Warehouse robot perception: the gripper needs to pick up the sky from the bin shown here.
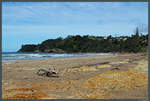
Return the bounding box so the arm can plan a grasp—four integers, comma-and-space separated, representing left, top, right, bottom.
2, 2, 148, 52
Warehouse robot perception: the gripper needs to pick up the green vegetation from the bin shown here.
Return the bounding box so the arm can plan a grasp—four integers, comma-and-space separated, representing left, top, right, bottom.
18, 28, 148, 53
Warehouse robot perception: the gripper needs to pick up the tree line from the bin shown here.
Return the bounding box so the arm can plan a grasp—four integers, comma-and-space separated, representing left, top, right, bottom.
18, 28, 148, 53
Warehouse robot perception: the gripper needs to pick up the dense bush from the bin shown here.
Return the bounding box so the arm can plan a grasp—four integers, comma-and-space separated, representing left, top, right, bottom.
18, 44, 37, 52
18, 30, 148, 53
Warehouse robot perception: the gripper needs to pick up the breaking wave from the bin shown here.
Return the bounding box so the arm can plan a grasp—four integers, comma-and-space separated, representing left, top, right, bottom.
2, 52, 117, 62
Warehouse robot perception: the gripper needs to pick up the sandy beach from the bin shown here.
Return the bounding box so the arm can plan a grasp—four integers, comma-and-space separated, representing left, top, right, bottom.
2, 53, 148, 99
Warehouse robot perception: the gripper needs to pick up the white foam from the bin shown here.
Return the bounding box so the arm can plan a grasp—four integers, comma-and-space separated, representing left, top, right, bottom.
2, 52, 117, 62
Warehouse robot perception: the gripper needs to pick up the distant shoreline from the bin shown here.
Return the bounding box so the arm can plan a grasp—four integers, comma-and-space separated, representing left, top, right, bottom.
2, 52, 117, 62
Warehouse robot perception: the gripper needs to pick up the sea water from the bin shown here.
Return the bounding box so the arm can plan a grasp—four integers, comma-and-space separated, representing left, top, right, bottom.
2, 52, 116, 62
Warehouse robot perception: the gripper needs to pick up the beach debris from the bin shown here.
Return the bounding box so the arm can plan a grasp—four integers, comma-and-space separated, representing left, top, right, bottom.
37, 66, 59, 77
111, 67, 120, 71
87, 62, 110, 67
63, 62, 111, 73
71, 62, 110, 69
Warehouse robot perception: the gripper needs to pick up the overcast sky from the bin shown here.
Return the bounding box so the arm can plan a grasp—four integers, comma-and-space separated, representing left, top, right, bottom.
2, 2, 148, 52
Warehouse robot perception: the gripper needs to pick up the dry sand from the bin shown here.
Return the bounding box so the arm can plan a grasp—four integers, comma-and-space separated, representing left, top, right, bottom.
2, 53, 148, 99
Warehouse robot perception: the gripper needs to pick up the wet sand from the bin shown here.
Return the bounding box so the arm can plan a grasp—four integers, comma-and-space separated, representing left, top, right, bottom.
2, 53, 148, 99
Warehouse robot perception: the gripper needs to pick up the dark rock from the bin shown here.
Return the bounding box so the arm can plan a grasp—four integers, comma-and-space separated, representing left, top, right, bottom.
111, 67, 120, 70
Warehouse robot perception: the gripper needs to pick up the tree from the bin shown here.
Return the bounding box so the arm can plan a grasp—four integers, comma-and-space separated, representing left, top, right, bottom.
18, 34, 148, 53
135, 27, 139, 37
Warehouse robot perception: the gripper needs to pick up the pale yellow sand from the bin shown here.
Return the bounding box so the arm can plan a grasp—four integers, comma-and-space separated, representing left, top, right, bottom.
2, 53, 148, 99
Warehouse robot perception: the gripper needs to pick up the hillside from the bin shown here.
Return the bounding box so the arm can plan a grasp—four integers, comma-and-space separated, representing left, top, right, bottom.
18, 33, 148, 53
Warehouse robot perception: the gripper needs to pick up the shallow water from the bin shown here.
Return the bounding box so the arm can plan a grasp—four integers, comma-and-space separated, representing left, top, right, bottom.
2, 52, 117, 62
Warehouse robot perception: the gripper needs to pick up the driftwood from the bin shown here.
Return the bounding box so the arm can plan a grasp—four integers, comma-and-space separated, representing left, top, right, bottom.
72, 62, 110, 69
111, 67, 120, 70
37, 66, 59, 77
87, 62, 110, 67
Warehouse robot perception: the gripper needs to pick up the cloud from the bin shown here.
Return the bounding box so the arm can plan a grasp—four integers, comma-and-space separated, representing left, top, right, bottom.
2, 2, 148, 26
2, 2, 148, 51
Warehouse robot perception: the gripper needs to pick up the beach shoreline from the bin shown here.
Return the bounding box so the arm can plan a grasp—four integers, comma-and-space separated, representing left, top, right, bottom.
2, 53, 148, 99
2, 52, 117, 63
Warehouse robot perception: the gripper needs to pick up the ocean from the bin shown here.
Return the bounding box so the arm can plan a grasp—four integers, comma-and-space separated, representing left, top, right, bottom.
2, 52, 116, 62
